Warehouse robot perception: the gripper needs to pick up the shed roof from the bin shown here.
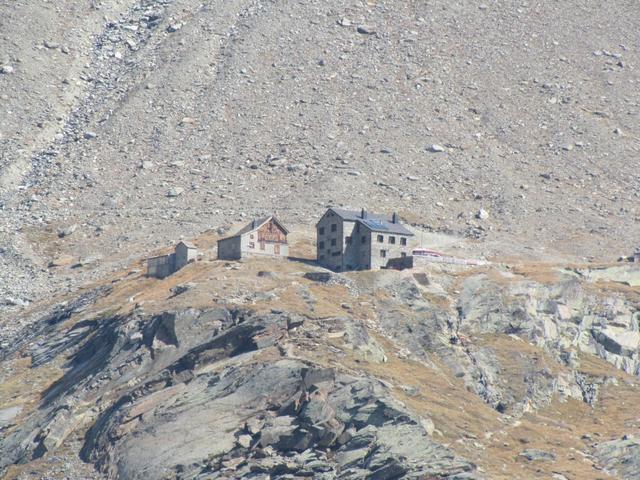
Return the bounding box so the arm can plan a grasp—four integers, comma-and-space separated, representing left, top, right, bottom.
323, 208, 414, 236
177, 241, 197, 249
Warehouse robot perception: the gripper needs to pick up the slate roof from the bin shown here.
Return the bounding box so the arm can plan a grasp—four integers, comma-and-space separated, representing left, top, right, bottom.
328, 208, 414, 236
177, 241, 197, 249
224, 216, 290, 239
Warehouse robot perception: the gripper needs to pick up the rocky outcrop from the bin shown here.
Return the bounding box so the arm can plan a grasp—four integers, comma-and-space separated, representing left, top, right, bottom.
594, 435, 640, 479
1, 266, 639, 478
1, 303, 479, 479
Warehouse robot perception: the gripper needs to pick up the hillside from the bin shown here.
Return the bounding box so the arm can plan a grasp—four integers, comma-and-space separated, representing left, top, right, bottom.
1, 0, 640, 307
1, 230, 640, 478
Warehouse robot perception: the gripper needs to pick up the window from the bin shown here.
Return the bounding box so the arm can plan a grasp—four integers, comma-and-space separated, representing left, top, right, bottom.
331, 239, 337, 246
332, 251, 341, 257
249, 242, 255, 249
319, 227, 325, 235
345, 236, 352, 245
250, 234, 254, 239
260, 242, 265, 250
377, 235, 384, 243
331, 223, 337, 232
401, 252, 407, 258
380, 250, 387, 258
389, 236, 396, 245
361, 236, 367, 244
400, 237, 407, 246
319, 241, 325, 249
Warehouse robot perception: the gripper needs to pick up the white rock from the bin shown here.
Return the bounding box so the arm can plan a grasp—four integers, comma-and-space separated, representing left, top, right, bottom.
237, 434, 252, 448
476, 209, 489, 220
427, 144, 445, 153
166, 187, 184, 197
0, 65, 14, 74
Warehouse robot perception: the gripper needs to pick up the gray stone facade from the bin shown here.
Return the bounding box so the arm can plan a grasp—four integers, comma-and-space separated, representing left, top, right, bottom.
217, 217, 289, 261
316, 208, 413, 271
175, 242, 197, 269
147, 241, 198, 279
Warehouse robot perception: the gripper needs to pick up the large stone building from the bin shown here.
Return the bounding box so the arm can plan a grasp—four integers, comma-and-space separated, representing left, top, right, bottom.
217, 216, 289, 260
316, 208, 413, 271
147, 241, 198, 278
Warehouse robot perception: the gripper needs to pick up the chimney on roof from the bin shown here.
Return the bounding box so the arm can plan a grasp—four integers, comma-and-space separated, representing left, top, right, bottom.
361, 208, 367, 219
391, 212, 398, 224
252, 218, 256, 229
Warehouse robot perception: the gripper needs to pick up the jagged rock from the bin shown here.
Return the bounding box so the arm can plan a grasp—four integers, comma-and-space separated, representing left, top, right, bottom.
593, 327, 640, 357
519, 449, 556, 462
595, 435, 640, 479
303, 272, 333, 283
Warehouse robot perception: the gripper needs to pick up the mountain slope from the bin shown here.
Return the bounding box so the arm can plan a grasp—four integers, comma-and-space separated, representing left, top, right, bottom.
1, 0, 640, 305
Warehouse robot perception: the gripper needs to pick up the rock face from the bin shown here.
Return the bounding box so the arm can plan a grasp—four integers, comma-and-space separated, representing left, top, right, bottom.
1, 263, 639, 479
0, 306, 478, 479
594, 435, 640, 480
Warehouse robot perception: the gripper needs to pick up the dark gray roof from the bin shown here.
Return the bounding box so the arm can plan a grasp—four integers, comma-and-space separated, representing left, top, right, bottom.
328, 208, 414, 236
225, 216, 289, 239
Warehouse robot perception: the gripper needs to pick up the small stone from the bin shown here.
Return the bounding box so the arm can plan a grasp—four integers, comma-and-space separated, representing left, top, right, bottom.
48, 255, 75, 268
44, 40, 60, 49
84, 131, 97, 140
237, 434, 252, 448
338, 17, 352, 27
101, 198, 117, 209
58, 224, 78, 238
75, 255, 102, 267
167, 23, 182, 33
427, 144, 445, 153
3, 297, 29, 307
0, 65, 14, 74
141, 161, 154, 169
166, 187, 184, 197
356, 25, 376, 35
476, 209, 489, 220
348, 170, 361, 176
562, 144, 574, 151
